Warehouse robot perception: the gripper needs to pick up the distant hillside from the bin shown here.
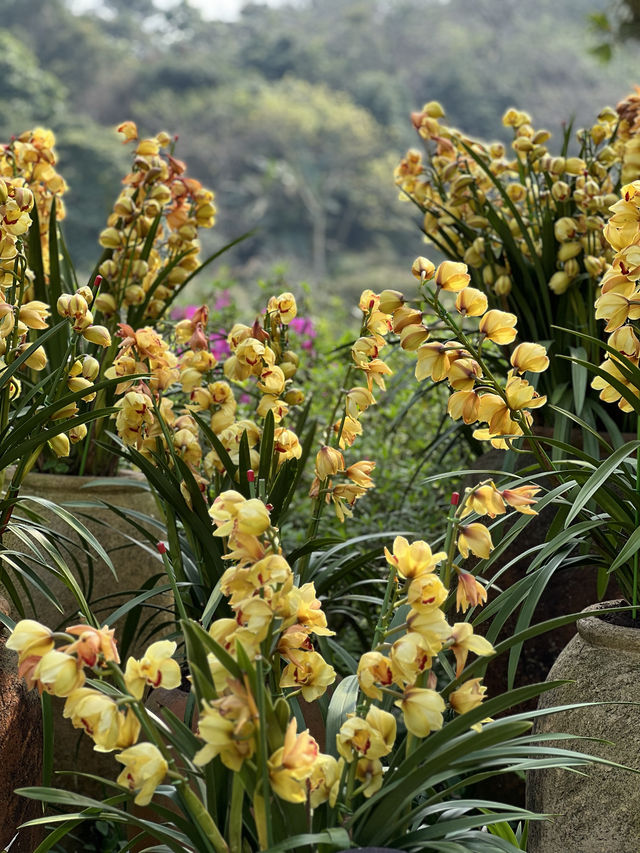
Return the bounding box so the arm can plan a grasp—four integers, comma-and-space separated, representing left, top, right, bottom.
0, 0, 637, 296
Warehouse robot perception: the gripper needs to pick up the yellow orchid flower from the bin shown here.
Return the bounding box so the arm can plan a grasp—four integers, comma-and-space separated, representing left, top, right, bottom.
357, 651, 394, 701
501, 485, 540, 514
450, 678, 488, 715
309, 754, 343, 807
124, 640, 181, 699
34, 649, 85, 697
283, 582, 334, 637
390, 631, 433, 685
478, 309, 518, 344
6, 619, 54, 661
337, 707, 396, 762
448, 622, 495, 676
448, 389, 481, 424
447, 357, 483, 391
279, 650, 336, 701
194, 702, 255, 771
268, 719, 319, 803
510, 342, 550, 374
462, 484, 506, 519
457, 523, 493, 559
435, 260, 470, 291
355, 757, 384, 797
455, 286, 488, 317
63, 687, 122, 752
395, 686, 445, 738
115, 742, 168, 806
383, 536, 446, 580
63, 624, 120, 666
407, 573, 448, 612
315, 445, 345, 479
406, 606, 452, 652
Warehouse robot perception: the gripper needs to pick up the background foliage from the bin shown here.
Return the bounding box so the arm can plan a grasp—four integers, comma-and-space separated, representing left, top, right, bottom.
1, 0, 639, 300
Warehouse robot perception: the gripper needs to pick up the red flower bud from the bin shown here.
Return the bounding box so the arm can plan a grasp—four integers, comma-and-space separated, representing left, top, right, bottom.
451, 491, 460, 506
156, 541, 167, 554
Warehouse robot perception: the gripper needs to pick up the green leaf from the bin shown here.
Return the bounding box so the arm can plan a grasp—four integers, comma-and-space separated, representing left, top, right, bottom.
0, 320, 67, 394
47, 197, 62, 305
238, 428, 253, 488
192, 411, 238, 482
263, 828, 350, 852
151, 230, 256, 325
18, 787, 193, 851
564, 440, 640, 527
104, 582, 173, 625
258, 408, 275, 481
183, 618, 242, 679
41, 692, 54, 788
609, 524, 640, 574
27, 202, 46, 303
324, 674, 358, 756
286, 536, 344, 567
569, 346, 588, 416
21, 496, 114, 574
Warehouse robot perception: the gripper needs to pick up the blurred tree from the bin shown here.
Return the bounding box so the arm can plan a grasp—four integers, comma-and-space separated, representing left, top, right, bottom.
0, 30, 67, 131
55, 118, 131, 274
589, 0, 640, 58
133, 77, 410, 281
0, 0, 637, 292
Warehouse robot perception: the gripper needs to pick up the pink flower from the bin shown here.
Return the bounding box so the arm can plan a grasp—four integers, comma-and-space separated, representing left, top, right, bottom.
214, 290, 232, 310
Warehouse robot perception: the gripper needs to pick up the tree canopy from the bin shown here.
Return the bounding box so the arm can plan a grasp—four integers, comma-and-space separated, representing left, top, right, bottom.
1, 0, 637, 294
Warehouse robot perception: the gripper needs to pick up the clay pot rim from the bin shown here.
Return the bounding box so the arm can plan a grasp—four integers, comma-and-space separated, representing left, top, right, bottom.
577, 600, 640, 652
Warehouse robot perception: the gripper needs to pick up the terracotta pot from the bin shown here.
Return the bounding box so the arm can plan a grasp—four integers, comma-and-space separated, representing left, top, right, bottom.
2, 471, 171, 797
0, 597, 43, 852
526, 601, 640, 852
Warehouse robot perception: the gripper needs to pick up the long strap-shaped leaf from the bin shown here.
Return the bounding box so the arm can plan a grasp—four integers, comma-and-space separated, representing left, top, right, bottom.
564, 440, 640, 527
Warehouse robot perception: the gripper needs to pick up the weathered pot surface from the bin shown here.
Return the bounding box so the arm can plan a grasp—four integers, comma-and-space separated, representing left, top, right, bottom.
0, 596, 43, 852
2, 471, 169, 797
526, 600, 640, 853
4, 469, 165, 631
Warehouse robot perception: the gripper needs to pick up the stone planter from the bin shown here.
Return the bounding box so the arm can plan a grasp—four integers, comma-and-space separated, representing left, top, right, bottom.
0, 597, 42, 853
4, 470, 168, 646
2, 471, 171, 796
526, 601, 640, 852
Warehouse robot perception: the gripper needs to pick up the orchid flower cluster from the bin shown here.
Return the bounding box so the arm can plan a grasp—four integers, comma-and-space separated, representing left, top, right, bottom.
95, 121, 216, 323
0, 131, 114, 467
307, 288, 395, 525
0, 138, 56, 372
106, 293, 306, 484
108, 285, 400, 533
6, 617, 180, 803
395, 99, 627, 299
7, 476, 542, 847
0, 127, 68, 281
593, 180, 640, 410
385, 256, 549, 449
